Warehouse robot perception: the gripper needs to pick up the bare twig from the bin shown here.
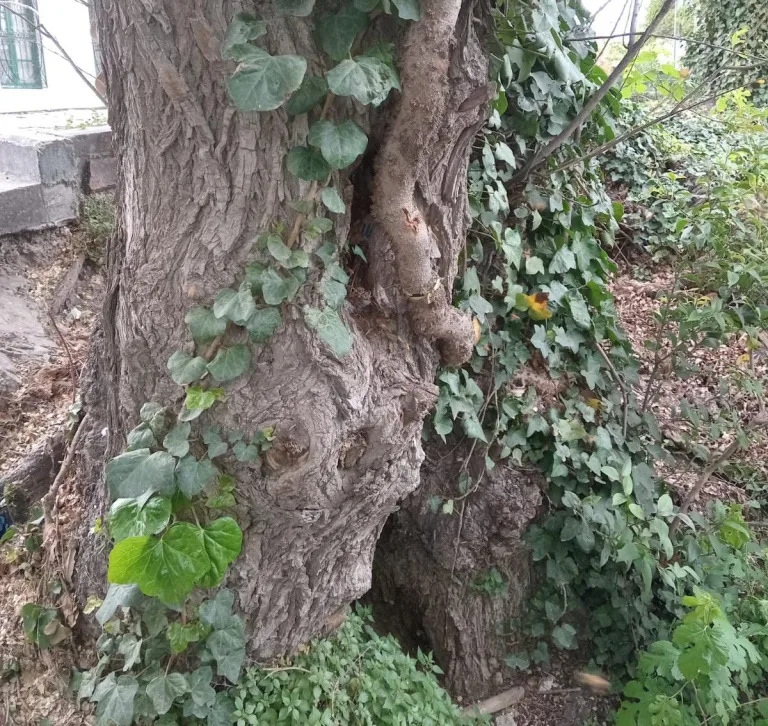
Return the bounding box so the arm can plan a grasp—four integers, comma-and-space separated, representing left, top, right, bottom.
594, 342, 629, 437
513, 0, 676, 181
46, 309, 78, 404
42, 413, 89, 524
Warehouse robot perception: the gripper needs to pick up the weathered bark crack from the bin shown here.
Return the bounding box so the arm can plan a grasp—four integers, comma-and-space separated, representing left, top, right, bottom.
372, 0, 478, 366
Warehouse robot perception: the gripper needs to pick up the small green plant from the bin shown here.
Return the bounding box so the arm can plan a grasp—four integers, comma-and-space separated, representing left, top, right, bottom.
20, 603, 69, 649
470, 568, 508, 599
233, 608, 488, 726
80, 193, 116, 265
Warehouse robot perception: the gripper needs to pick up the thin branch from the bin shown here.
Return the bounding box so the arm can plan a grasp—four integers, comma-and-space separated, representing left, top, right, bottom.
594, 342, 629, 437
513, 0, 677, 181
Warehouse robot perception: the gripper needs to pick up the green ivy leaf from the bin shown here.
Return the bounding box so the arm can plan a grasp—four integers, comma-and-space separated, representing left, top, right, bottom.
317, 5, 369, 62
286, 146, 331, 181
525, 256, 545, 275
227, 48, 307, 111
552, 623, 577, 650
207, 344, 251, 383
262, 268, 301, 305
207, 692, 236, 726
233, 441, 259, 462
203, 427, 228, 459
106, 450, 176, 503
195, 517, 243, 589
391, 0, 420, 19
246, 307, 282, 343
213, 282, 256, 326
304, 306, 353, 358
167, 621, 208, 654
554, 326, 585, 353
549, 246, 577, 274
274, 0, 315, 15
117, 633, 142, 671
92, 673, 139, 726
126, 423, 156, 452
140, 403, 166, 435
308, 119, 368, 170
146, 673, 189, 715
180, 386, 225, 422
266, 235, 292, 263
200, 589, 235, 629
187, 666, 216, 708
96, 584, 144, 625
568, 293, 591, 330
109, 497, 172, 543
207, 615, 246, 683
167, 351, 208, 385
285, 75, 328, 115
185, 307, 227, 345
320, 187, 346, 213
107, 523, 211, 606
163, 422, 191, 458
322, 274, 347, 309
221, 13, 267, 61
175, 455, 219, 498
326, 55, 394, 106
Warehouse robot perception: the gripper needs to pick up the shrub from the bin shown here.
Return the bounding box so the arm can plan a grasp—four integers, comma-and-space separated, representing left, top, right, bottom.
233, 608, 486, 726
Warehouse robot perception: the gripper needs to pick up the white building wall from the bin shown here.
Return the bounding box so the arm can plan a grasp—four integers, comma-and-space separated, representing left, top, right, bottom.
0, 0, 103, 114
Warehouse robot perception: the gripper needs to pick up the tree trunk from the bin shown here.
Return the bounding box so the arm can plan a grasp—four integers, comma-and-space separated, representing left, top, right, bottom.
65, 0, 491, 661
370, 438, 542, 699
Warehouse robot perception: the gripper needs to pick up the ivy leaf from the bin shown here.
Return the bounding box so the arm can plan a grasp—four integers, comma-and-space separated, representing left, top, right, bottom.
568, 293, 591, 330
207, 615, 246, 683
274, 0, 315, 16
262, 268, 301, 305
227, 48, 307, 111
167, 621, 207, 654
304, 306, 353, 358
531, 325, 552, 359
549, 246, 577, 274
109, 497, 172, 543
657, 493, 674, 517
208, 692, 236, 726
245, 307, 282, 343
146, 673, 189, 716
186, 307, 227, 345
355, 0, 380, 8
118, 634, 143, 671
320, 187, 346, 214
286, 146, 331, 181
195, 517, 244, 589
317, 5, 369, 62
126, 423, 156, 452
554, 326, 585, 353
285, 75, 328, 115
207, 345, 251, 383
106, 450, 176, 502
213, 282, 256, 326
525, 256, 545, 275
221, 13, 267, 61
552, 623, 577, 650
140, 403, 166, 435
187, 666, 216, 708
108, 523, 211, 606
200, 589, 235, 629
326, 55, 394, 106
391, 0, 420, 19
322, 275, 347, 309
308, 119, 368, 170
233, 441, 260, 462
266, 235, 292, 263
92, 673, 139, 726
175, 455, 219, 498
96, 584, 144, 625
180, 386, 225, 422
163, 422, 191, 458
167, 351, 208, 386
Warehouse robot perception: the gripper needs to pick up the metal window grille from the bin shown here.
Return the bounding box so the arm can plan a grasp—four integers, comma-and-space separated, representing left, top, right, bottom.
0, 0, 46, 89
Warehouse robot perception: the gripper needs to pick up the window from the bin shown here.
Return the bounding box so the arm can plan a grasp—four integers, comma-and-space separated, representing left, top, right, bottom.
0, 0, 45, 89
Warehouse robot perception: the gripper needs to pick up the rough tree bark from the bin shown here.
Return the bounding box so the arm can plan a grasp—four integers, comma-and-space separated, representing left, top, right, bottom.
64, 0, 493, 662
371, 439, 542, 699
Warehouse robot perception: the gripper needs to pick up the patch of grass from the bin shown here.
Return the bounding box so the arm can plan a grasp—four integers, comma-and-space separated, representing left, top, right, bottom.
79, 193, 115, 265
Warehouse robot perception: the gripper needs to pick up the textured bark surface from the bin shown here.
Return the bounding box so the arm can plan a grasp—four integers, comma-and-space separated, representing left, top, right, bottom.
371, 440, 543, 699
66, 0, 492, 661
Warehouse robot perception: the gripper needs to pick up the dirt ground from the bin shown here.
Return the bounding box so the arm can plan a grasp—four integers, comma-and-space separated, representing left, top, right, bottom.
0, 228, 763, 725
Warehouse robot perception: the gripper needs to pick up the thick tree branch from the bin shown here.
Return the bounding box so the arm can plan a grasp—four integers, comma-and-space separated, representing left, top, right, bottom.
513, 0, 676, 182
372, 0, 475, 366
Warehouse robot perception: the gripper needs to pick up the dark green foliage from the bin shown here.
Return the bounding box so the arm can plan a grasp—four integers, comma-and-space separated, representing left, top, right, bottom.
233, 608, 488, 725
